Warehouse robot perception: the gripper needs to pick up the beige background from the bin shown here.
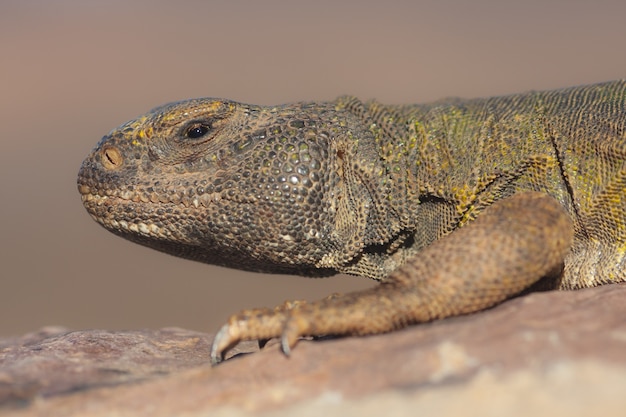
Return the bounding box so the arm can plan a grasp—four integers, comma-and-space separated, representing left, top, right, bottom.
1, 0, 625, 337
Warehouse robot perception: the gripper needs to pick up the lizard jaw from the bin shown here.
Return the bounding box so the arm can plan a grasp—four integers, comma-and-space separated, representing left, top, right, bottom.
78, 184, 225, 209
79, 189, 223, 243
79, 193, 171, 240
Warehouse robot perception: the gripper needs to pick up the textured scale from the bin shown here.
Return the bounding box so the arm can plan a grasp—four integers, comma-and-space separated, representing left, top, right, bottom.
77, 81, 626, 363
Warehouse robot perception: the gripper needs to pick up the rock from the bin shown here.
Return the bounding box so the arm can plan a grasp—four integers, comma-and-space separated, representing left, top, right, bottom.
0, 327, 258, 406
2, 284, 626, 416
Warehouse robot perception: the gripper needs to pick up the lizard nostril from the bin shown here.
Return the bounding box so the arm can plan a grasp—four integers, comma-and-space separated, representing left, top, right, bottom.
101, 146, 123, 170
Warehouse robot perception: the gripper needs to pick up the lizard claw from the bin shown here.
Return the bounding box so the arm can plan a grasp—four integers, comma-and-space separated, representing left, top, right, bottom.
280, 336, 293, 357
210, 323, 236, 365
280, 315, 312, 356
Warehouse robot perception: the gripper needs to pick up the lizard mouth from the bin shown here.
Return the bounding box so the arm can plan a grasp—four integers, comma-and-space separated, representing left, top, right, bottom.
78, 185, 225, 241
80, 192, 170, 239
78, 184, 224, 209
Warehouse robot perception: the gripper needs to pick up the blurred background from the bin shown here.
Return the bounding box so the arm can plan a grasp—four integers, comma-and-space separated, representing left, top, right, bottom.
1, 0, 625, 337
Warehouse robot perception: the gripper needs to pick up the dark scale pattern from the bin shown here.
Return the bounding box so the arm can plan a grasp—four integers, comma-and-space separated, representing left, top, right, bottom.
77, 81, 626, 362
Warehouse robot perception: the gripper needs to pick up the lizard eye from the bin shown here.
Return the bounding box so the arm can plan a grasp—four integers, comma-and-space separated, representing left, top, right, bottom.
184, 122, 212, 139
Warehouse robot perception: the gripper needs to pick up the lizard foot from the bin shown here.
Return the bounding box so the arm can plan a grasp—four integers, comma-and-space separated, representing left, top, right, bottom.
211, 296, 345, 364
211, 299, 308, 364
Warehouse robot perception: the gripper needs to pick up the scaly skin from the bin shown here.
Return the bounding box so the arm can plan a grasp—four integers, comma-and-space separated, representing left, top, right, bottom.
78, 81, 626, 363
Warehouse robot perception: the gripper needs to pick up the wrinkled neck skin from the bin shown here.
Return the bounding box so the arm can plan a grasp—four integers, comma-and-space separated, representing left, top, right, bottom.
78, 97, 411, 280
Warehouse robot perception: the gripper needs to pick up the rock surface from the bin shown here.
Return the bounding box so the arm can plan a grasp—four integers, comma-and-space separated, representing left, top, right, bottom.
2, 284, 626, 416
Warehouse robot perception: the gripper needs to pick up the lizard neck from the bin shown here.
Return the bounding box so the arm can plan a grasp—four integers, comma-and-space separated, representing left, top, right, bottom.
336, 96, 480, 261
336, 96, 420, 229
316, 97, 422, 278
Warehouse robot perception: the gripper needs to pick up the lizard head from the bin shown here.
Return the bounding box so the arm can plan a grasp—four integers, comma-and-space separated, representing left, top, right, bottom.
78, 97, 393, 275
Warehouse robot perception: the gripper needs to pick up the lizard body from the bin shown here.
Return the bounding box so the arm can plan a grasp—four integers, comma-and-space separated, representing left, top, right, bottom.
78, 81, 626, 362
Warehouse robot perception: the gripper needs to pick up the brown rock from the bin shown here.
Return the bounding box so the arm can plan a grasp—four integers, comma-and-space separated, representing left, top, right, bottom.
0, 327, 257, 405
2, 283, 626, 416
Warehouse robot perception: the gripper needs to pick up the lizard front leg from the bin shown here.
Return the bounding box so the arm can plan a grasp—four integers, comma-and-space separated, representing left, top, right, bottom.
211, 192, 573, 364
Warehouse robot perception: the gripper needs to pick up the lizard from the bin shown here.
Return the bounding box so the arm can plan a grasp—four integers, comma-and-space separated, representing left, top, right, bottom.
77, 81, 626, 364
